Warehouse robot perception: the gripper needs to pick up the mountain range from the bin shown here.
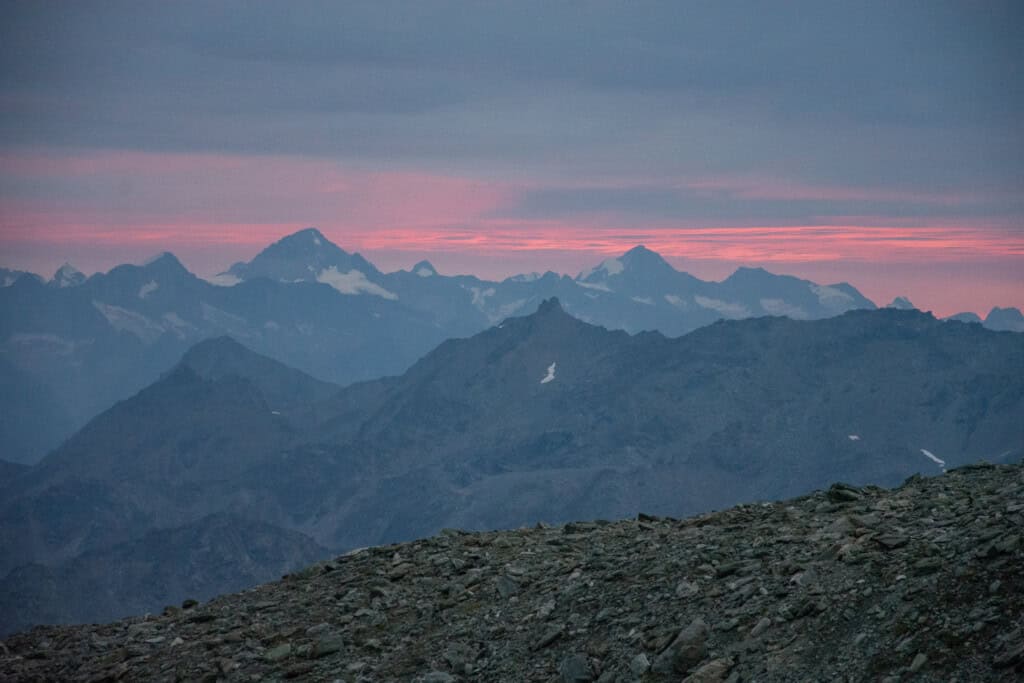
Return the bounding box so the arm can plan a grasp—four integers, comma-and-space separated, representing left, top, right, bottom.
4, 228, 1020, 466
1, 299, 1021, 634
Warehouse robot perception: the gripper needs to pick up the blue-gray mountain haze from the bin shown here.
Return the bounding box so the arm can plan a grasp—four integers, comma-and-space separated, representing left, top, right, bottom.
0, 289, 1021, 634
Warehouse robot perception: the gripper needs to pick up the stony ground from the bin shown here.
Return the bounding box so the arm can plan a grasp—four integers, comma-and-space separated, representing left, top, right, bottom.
2, 462, 1022, 682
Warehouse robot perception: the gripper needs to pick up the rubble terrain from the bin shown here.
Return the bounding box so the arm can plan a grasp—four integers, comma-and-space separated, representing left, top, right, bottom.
2, 462, 1022, 682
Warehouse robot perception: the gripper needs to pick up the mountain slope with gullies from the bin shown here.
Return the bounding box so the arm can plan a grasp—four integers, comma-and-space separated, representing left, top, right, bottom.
305, 299, 1024, 550
8, 301, 1024, 558
23, 299, 1021, 563
1, 229, 884, 465
0, 243, 447, 464
0, 338, 340, 577
1, 301, 1021, 636
0, 303, 1019, 634
3, 463, 1022, 682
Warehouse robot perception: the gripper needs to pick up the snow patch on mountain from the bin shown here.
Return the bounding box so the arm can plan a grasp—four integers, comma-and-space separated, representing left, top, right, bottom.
416, 267, 434, 277
664, 294, 689, 309
579, 258, 624, 280
632, 296, 654, 306
600, 258, 624, 276
7, 333, 76, 355
138, 281, 159, 299
810, 284, 853, 308
848, 435, 860, 441
508, 272, 542, 283
207, 273, 242, 287
92, 301, 166, 343
540, 362, 556, 384
316, 267, 398, 300
760, 298, 808, 319
161, 312, 195, 339
576, 280, 611, 292
52, 263, 85, 288
888, 296, 916, 310
920, 448, 946, 471
468, 287, 496, 307
498, 299, 528, 317
201, 302, 251, 337
694, 296, 749, 318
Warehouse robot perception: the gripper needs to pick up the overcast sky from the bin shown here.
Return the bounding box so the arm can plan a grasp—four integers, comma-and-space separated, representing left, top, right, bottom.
1, 1, 1021, 314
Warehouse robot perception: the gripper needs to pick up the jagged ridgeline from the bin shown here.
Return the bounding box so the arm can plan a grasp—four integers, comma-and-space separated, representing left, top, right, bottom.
8, 227, 1018, 467
3, 463, 1022, 681
0, 299, 1021, 639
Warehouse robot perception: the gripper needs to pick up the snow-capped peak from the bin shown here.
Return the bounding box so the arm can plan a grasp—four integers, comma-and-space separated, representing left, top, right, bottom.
224, 228, 384, 286
578, 245, 677, 283
887, 296, 916, 310
288, 227, 327, 244
50, 262, 85, 288
508, 272, 542, 283
578, 257, 624, 281
412, 260, 437, 277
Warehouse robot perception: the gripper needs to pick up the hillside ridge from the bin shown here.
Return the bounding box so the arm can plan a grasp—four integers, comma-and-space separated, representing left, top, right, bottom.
3, 462, 1022, 681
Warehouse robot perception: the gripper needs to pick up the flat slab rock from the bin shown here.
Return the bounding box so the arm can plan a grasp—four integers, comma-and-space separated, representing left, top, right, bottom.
2, 463, 1023, 682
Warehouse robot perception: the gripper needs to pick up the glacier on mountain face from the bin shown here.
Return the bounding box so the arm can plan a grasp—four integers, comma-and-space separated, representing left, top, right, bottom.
138, 281, 159, 299
316, 267, 398, 300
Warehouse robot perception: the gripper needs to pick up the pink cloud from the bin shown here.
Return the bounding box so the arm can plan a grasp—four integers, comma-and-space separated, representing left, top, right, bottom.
679, 175, 1005, 206
0, 149, 518, 230
1, 149, 1021, 314
337, 223, 1024, 263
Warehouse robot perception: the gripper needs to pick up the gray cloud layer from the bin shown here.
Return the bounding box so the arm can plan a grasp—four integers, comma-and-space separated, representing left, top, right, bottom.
1, 1, 1022, 222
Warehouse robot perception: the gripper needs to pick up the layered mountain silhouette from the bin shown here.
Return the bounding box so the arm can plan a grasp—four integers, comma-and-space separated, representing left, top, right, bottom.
2, 300, 1021, 633
0, 229, 896, 464
2, 227, 1020, 467
985, 306, 1024, 332
0, 242, 444, 463
48, 263, 86, 289
0, 268, 42, 287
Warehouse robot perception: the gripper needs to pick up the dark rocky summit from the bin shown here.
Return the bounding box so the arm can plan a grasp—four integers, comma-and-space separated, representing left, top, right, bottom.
3, 462, 1022, 682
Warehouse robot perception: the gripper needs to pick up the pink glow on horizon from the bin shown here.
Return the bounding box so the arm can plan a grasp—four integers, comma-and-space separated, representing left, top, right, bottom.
679, 176, 1006, 206
2, 148, 1021, 315
7, 210, 1021, 264
0, 149, 517, 232
328, 224, 1024, 263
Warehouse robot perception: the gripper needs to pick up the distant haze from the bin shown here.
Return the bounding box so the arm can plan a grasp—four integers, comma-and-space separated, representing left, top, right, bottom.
1, 2, 1021, 316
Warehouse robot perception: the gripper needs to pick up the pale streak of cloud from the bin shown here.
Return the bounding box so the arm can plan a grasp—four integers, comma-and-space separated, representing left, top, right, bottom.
337, 224, 1024, 264
2, 149, 1021, 280
676, 176, 1005, 206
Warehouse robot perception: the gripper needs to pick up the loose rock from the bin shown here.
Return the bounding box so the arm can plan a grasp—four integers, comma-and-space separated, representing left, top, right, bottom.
2, 464, 1022, 682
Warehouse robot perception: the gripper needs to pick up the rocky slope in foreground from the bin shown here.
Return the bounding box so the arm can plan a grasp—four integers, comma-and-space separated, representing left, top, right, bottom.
3, 463, 1022, 682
